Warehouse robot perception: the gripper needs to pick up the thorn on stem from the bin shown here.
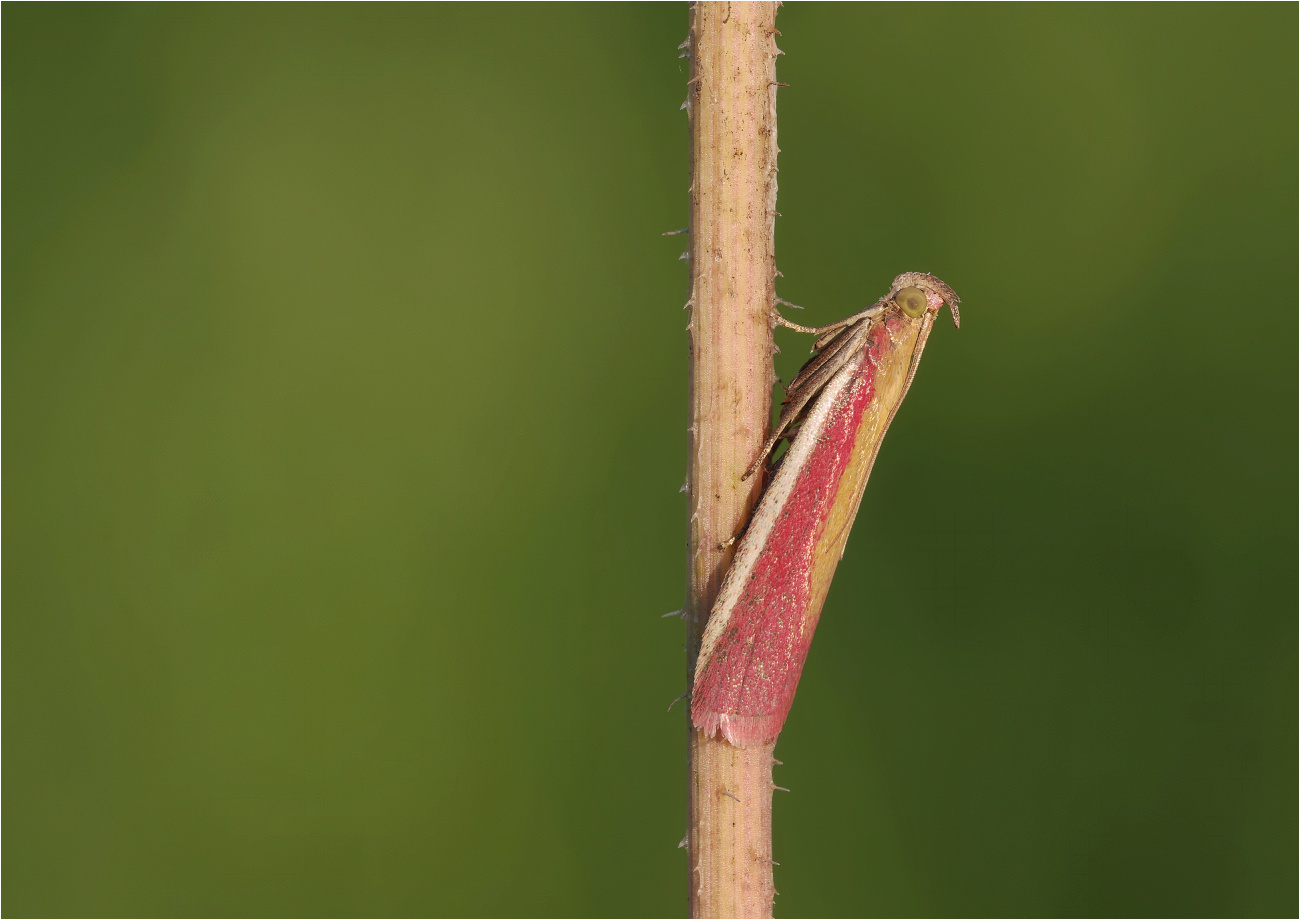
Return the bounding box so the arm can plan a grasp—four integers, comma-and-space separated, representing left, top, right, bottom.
720, 789, 741, 803
667, 691, 688, 712
662, 228, 688, 236
677, 834, 689, 849
663, 608, 686, 619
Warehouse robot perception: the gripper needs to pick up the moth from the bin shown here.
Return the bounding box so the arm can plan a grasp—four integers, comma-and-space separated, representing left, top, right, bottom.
691, 272, 961, 747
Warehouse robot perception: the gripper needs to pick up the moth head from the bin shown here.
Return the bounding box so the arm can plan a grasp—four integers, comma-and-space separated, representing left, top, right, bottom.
889, 272, 961, 329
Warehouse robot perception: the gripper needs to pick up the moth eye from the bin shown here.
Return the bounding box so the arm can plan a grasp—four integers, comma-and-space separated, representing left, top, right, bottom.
896, 286, 928, 318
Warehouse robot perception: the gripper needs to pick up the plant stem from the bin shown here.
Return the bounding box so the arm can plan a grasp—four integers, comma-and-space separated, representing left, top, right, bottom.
684, 3, 781, 916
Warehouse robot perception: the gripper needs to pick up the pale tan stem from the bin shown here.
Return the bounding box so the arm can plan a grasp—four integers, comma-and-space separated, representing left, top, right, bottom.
684, 3, 781, 917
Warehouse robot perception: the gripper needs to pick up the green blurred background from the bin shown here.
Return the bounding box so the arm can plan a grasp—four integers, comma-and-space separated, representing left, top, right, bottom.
4, 4, 1295, 916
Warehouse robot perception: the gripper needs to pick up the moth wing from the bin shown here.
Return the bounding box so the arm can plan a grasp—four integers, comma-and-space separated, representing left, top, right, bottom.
692, 310, 934, 747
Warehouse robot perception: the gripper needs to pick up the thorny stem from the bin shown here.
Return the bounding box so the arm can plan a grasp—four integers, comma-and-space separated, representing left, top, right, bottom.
683, 3, 782, 917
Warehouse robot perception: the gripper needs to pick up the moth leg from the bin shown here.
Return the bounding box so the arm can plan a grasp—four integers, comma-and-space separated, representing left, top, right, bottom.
742, 325, 868, 481
774, 314, 830, 335
775, 300, 887, 341
716, 514, 756, 550
786, 322, 867, 396
743, 408, 799, 482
